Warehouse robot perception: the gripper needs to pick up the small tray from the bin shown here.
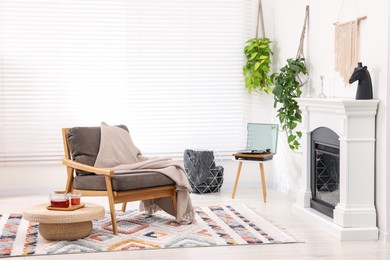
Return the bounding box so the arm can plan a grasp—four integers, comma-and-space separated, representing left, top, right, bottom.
47, 203, 85, 211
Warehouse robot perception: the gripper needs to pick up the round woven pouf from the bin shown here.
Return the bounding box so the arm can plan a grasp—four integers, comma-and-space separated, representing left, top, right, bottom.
23, 203, 105, 241
39, 221, 92, 241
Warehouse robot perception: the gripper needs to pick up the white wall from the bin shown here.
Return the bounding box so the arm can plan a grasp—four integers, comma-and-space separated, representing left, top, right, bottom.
262, 0, 390, 241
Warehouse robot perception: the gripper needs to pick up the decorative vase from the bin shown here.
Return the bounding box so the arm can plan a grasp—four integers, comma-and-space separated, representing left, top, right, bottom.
318, 75, 327, 98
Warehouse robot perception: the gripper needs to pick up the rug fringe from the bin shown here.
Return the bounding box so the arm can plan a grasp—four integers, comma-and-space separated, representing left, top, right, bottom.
243, 205, 304, 243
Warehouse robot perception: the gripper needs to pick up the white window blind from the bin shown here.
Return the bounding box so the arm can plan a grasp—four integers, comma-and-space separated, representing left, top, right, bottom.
0, 0, 255, 162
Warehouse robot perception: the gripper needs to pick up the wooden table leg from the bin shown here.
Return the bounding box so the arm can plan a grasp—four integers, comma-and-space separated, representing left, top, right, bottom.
259, 163, 267, 203
232, 161, 243, 199
121, 202, 127, 212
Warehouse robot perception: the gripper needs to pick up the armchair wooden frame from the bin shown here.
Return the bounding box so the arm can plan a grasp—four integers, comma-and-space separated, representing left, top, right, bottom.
61, 128, 177, 235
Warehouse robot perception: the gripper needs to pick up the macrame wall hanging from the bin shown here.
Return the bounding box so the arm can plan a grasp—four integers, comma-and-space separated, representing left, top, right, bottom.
334, 1, 367, 86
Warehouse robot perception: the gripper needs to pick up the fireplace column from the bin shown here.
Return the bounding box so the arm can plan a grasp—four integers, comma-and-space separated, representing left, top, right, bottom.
294, 98, 379, 240
296, 101, 312, 208
335, 111, 376, 228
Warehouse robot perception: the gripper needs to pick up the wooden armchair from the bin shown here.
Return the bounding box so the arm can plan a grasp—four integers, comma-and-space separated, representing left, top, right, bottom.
61, 126, 177, 235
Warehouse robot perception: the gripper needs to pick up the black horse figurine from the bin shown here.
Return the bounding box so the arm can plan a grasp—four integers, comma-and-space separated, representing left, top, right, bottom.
348, 62, 373, 100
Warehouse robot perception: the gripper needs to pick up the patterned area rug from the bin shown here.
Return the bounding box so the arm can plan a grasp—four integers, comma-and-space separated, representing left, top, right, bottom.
0, 205, 298, 257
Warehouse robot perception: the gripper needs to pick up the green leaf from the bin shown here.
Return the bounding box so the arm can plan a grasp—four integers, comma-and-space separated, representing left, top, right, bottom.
272, 85, 283, 96
249, 52, 257, 61
261, 65, 269, 72
247, 43, 258, 51
254, 62, 260, 70
297, 131, 302, 138
279, 113, 286, 123
288, 135, 296, 143
245, 76, 251, 88
290, 122, 297, 130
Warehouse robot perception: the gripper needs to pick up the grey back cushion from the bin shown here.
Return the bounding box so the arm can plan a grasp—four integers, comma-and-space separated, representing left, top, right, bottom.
67, 125, 128, 175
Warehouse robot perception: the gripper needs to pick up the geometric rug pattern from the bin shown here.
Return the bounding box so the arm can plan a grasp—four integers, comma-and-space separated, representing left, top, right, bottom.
0, 205, 298, 257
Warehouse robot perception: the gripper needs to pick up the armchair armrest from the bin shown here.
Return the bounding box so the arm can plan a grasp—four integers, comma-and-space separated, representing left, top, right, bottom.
62, 159, 114, 176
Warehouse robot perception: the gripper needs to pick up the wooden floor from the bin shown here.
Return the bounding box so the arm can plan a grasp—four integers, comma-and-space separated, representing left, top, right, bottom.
1, 188, 389, 260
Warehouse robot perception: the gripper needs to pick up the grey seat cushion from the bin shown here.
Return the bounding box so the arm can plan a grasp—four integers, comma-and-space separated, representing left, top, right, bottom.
73, 171, 175, 191
67, 125, 128, 175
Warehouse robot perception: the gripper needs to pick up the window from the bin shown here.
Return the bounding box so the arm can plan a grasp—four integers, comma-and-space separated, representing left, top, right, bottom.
0, 0, 255, 162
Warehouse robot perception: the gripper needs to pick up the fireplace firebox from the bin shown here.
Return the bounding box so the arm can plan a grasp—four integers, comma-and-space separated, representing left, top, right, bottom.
311, 127, 340, 218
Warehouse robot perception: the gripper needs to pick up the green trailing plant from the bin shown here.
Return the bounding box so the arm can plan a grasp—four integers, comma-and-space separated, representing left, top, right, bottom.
243, 37, 273, 94
271, 57, 307, 151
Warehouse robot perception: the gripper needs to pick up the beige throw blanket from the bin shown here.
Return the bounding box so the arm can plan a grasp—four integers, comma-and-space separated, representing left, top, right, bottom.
94, 122, 195, 224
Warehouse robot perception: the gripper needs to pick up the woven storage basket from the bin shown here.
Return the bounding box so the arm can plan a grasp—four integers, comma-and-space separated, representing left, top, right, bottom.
39, 221, 92, 241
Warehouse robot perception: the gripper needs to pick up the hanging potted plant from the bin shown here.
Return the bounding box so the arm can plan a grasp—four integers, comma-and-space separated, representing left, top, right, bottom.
242, 0, 273, 94
243, 38, 273, 94
271, 58, 307, 151
271, 6, 310, 151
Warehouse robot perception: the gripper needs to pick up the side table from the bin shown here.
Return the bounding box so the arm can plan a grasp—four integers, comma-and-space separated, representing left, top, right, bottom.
231, 153, 273, 203
23, 203, 105, 241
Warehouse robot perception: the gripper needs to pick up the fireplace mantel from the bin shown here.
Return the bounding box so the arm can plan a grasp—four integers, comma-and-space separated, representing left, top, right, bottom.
295, 98, 378, 114
293, 98, 379, 240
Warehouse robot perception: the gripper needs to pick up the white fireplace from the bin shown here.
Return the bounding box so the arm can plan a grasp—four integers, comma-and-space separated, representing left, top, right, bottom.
293, 98, 379, 240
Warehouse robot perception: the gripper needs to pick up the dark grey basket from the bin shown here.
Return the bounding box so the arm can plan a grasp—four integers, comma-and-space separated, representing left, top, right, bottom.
183, 149, 224, 194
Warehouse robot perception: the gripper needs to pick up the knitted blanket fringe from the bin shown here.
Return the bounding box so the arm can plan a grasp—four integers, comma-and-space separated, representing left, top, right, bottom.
139, 198, 196, 225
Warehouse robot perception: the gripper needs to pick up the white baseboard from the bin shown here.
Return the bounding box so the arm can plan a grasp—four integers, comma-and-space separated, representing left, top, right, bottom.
0, 187, 57, 197
379, 230, 390, 243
